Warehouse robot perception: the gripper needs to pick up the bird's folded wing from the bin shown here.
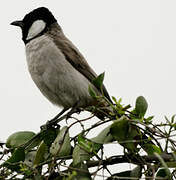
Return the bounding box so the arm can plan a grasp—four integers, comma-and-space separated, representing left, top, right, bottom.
47, 26, 112, 103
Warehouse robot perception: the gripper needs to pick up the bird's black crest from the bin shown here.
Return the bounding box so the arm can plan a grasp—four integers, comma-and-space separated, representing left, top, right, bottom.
23, 7, 57, 27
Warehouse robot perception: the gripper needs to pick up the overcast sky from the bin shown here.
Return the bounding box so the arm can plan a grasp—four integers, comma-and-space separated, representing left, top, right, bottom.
1, 0, 176, 151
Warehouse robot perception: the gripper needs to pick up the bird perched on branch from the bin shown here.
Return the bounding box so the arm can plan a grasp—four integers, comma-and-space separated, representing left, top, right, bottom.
11, 7, 112, 123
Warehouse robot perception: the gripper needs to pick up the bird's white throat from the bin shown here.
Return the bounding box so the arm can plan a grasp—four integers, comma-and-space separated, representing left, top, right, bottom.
26, 20, 46, 40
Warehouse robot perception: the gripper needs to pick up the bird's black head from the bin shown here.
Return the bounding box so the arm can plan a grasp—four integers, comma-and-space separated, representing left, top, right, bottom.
11, 7, 57, 44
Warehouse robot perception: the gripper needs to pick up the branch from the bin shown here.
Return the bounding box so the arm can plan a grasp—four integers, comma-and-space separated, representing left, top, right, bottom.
87, 153, 175, 168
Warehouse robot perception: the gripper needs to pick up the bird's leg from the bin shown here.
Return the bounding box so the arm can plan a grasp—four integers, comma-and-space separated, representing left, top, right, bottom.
66, 100, 81, 120
51, 108, 69, 121
48, 108, 69, 124
41, 101, 81, 129
41, 108, 68, 130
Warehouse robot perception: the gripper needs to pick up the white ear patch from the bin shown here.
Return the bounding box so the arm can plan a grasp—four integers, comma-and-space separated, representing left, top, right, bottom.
26, 20, 46, 40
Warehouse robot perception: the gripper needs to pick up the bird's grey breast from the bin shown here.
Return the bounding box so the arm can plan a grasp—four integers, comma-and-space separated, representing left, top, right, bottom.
25, 35, 97, 108
25, 35, 66, 75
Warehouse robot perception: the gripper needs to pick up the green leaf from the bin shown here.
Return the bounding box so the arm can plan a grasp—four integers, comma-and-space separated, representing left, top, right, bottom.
72, 145, 90, 166
111, 97, 126, 116
107, 171, 131, 180
3, 147, 25, 171
143, 144, 161, 155
110, 116, 129, 141
78, 135, 92, 152
50, 126, 71, 157
110, 116, 140, 152
24, 151, 36, 167
71, 162, 92, 180
92, 72, 105, 89
33, 141, 48, 166
154, 153, 172, 180
156, 168, 169, 179
6, 147, 25, 163
171, 115, 176, 129
171, 114, 176, 123
112, 96, 118, 104
135, 96, 148, 118
73, 135, 101, 165
112, 96, 123, 109
145, 116, 154, 123
40, 127, 59, 147
173, 123, 176, 130
130, 166, 142, 179
78, 135, 101, 155
91, 125, 113, 144
88, 85, 96, 98
6, 131, 36, 148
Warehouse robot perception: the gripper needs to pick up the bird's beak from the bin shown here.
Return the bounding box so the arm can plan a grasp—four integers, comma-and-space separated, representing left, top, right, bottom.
10, 20, 24, 28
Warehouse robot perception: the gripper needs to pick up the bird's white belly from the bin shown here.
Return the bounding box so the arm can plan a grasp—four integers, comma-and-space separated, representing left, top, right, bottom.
25, 35, 97, 108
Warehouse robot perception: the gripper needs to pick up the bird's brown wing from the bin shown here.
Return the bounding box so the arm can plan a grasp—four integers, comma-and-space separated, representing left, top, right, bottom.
47, 24, 112, 103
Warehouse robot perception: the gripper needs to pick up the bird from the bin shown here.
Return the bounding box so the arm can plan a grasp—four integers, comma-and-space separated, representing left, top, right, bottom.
11, 7, 112, 124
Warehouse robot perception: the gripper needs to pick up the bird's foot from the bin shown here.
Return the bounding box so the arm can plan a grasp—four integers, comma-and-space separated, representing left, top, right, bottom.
40, 120, 58, 130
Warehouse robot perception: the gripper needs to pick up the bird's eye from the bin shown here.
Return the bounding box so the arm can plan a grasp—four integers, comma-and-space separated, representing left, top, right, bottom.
26, 20, 46, 40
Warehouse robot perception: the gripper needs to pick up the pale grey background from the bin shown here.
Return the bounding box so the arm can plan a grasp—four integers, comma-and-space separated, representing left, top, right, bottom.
1, 0, 176, 139
1, 0, 176, 176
